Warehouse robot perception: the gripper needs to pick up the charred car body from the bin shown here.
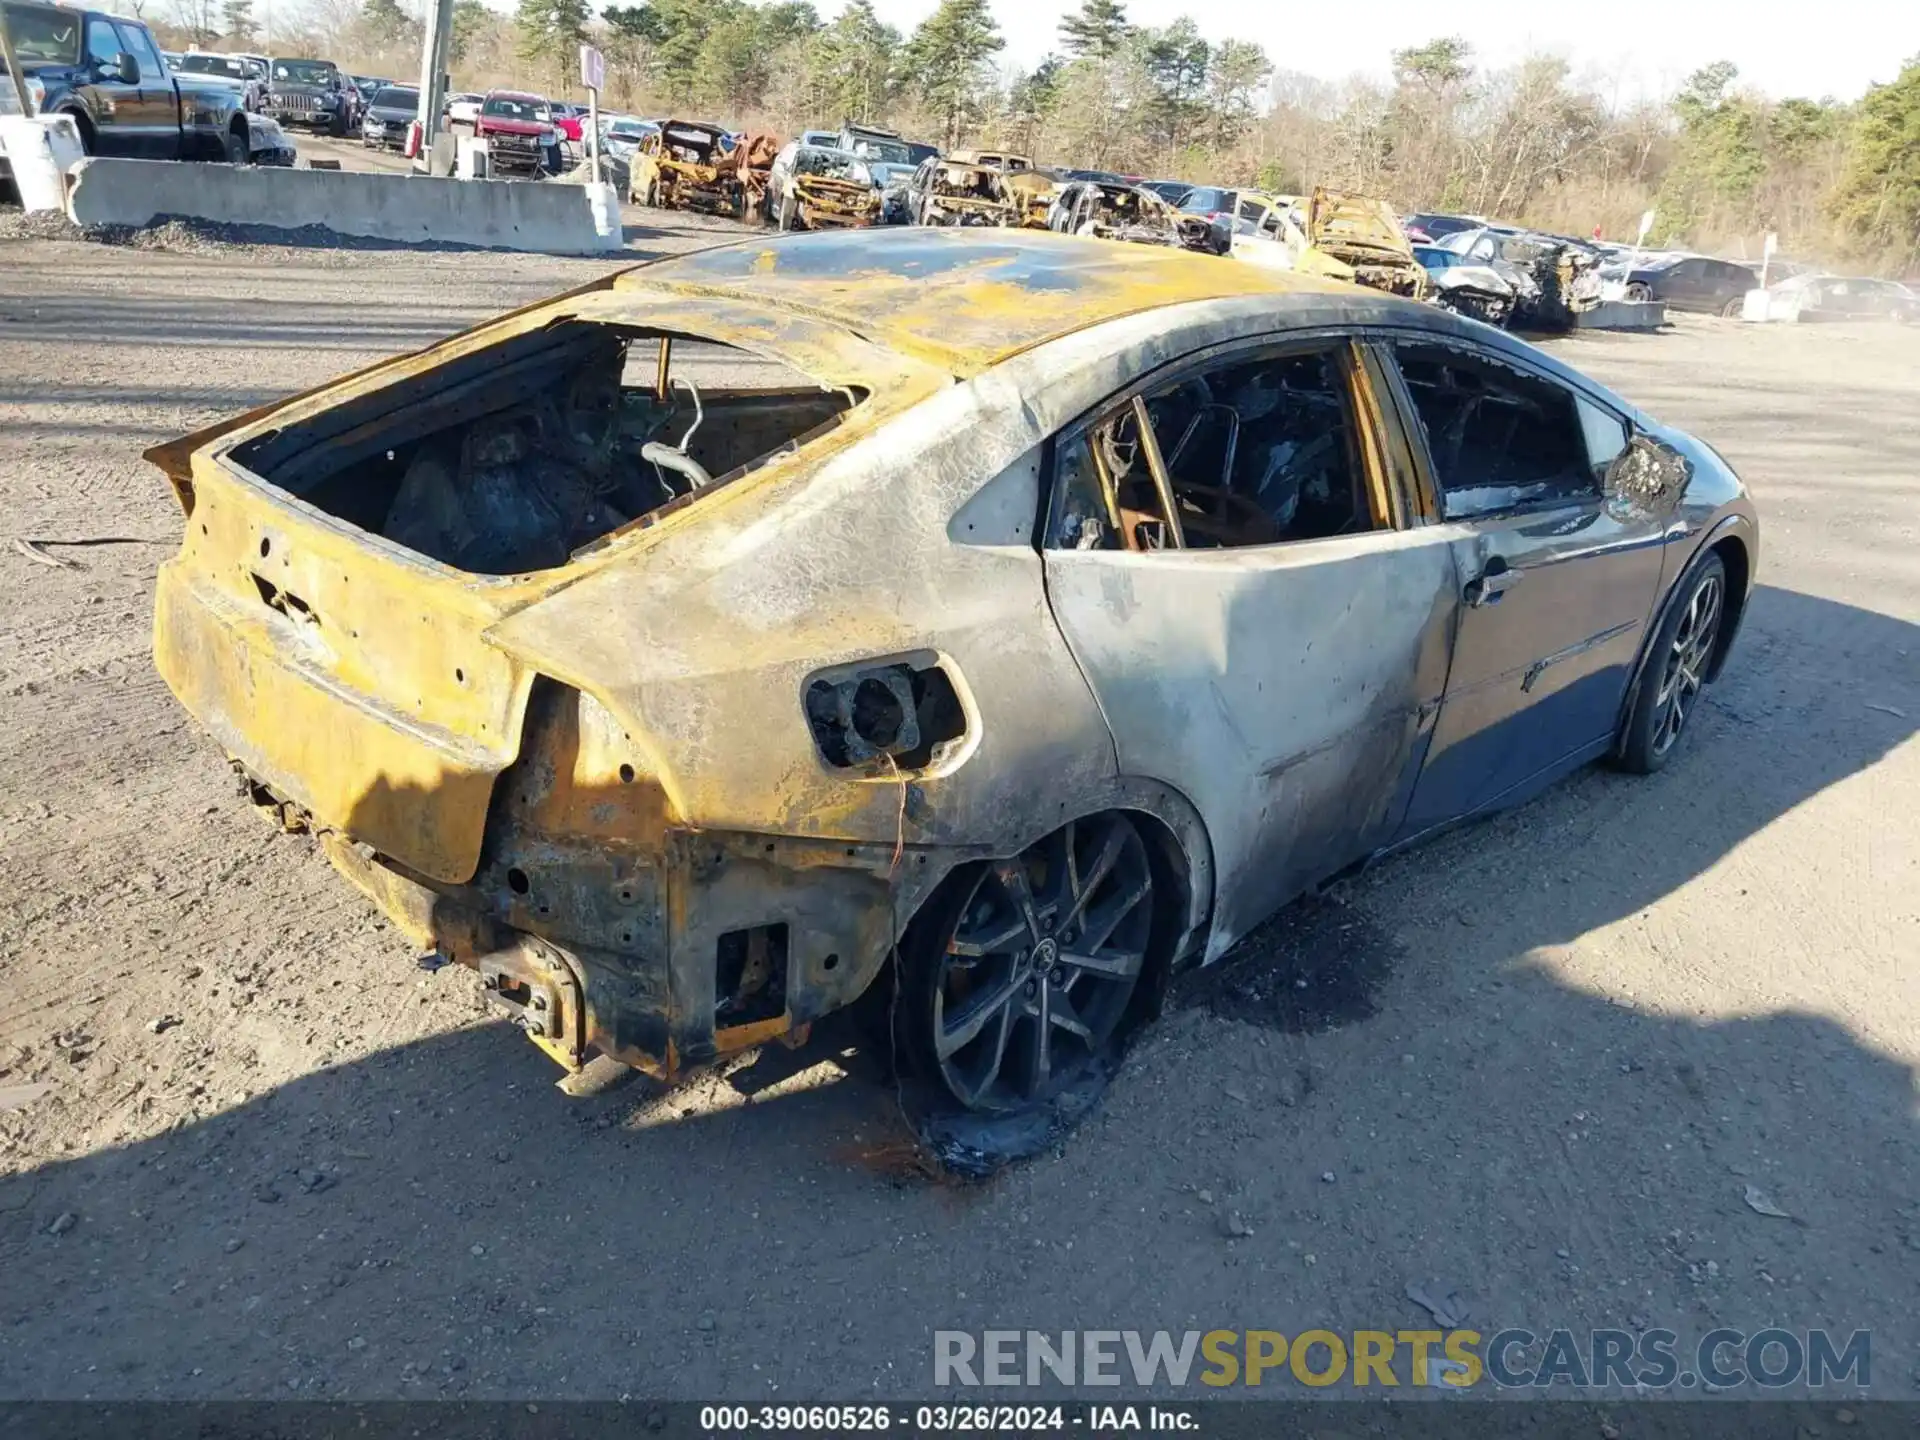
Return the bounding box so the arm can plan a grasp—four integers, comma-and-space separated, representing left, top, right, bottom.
910, 157, 1017, 227
1048, 178, 1217, 253
1435, 227, 1604, 330
630, 119, 739, 216
766, 142, 880, 230
148, 230, 1756, 1120
718, 131, 781, 220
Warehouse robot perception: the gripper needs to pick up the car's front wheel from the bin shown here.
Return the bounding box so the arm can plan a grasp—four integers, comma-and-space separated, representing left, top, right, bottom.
899, 813, 1159, 1114
1620, 551, 1726, 773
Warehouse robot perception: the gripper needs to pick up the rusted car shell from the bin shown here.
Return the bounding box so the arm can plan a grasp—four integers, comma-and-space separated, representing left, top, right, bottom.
922, 162, 1016, 226
793, 173, 879, 228
147, 231, 1756, 1084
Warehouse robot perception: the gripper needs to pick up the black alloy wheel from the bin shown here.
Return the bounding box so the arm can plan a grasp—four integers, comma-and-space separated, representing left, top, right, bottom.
1620, 551, 1726, 773
909, 814, 1155, 1113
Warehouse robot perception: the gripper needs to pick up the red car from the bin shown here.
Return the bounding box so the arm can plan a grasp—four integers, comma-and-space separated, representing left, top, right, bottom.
474, 89, 563, 177
548, 102, 585, 144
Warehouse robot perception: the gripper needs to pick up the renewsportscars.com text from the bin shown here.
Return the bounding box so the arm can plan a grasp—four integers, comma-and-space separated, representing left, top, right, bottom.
933, 1328, 1871, 1390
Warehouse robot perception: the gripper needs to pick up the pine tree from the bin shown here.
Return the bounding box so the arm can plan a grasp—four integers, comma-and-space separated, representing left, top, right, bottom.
359, 0, 416, 50
1833, 57, 1920, 267
903, 0, 1002, 148
1057, 0, 1128, 59
515, 0, 590, 91
220, 0, 255, 46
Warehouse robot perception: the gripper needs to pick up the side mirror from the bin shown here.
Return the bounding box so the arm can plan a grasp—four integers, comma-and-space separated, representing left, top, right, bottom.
1604, 433, 1690, 518
107, 52, 139, 84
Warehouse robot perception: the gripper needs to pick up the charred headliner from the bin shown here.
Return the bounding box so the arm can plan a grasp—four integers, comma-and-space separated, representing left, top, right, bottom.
617, 228, 1359, 378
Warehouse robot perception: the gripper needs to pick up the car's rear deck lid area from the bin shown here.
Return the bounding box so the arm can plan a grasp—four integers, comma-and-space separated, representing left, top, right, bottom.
148, 287, 945, 884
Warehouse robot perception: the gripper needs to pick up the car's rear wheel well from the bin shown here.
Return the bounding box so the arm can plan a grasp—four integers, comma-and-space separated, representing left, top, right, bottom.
1705, 534, 1749, 680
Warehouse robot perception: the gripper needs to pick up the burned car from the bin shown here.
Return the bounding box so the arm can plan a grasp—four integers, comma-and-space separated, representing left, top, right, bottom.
147, 230, 1756, 1123
1413, 243, 1519, 326
765, 142, 880, 230
1048, 179, 1217, 253
630, 119, 739, 216
718, 131, 782, 220
910, 157, 1018, 227
1440, 227, 1603, 329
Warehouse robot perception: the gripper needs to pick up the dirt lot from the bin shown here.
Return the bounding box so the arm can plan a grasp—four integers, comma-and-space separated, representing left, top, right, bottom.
0, 222, 1915, 1405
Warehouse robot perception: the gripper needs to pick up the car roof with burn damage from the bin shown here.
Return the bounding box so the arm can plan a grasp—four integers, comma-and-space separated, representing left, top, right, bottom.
615, 228, 1366, 378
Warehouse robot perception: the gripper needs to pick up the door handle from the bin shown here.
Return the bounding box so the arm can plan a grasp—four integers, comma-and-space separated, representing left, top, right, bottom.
1465, 560, 1521, 607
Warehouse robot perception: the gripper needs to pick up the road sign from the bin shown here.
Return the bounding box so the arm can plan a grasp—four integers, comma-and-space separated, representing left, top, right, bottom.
580, 43, 604, 93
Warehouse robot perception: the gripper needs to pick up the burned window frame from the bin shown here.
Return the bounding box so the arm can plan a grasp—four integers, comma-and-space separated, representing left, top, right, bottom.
1041, 330, 1408, 556
1371, 331, 1636, 525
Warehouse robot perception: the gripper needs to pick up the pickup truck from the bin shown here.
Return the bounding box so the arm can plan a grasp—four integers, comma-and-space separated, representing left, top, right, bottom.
1, 1, 290, 163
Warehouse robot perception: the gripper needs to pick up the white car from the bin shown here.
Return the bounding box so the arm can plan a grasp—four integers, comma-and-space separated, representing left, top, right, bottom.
444, 93, 483, 128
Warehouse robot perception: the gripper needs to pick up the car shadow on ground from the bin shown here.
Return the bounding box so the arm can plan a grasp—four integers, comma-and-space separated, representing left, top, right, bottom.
1, 581, 1914, 1400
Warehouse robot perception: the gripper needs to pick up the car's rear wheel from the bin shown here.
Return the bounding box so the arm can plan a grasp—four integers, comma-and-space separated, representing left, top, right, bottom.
1626, 282, 1653, 302
1620, 552, 1726, 774
900, 814, 1157, 1114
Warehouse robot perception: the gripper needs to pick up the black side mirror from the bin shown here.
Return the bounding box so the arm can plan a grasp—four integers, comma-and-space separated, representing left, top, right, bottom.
106, 52, 139, 84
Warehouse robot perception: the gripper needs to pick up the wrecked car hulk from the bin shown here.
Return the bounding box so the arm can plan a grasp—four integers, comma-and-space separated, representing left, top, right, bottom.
1048, 179, 1217, 253
766, 143, 881, 231
630, 119, 739, 216
146, 230, 1757, 1130
911, 158, 1018, 227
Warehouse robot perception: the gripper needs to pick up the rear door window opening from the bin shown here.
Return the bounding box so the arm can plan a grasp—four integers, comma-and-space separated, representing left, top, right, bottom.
1048, 339, 1393, 553
225, 322, 868, 576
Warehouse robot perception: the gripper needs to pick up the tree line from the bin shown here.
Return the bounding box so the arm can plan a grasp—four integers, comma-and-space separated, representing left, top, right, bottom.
147, 0, 1920, 272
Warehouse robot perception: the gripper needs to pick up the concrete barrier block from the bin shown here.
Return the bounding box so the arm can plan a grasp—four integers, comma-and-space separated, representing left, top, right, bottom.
64, 158, 622, 255
1573, 299, 1667, 331
0, 114, 85, 212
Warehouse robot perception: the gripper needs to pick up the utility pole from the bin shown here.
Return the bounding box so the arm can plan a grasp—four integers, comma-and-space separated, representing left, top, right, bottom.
413, 0, 454, 170
1, 7, 34, 115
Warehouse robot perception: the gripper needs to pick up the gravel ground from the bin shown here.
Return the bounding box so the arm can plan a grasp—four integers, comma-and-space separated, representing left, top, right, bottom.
0, 224, 1915, 1407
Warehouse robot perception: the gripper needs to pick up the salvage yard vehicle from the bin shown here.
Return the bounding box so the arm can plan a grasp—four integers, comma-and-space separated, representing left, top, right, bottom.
716, 130, 780, 218
948, 147, 1031, 173
146, 229, 1756, 1121
1413, 243, 1519, 326
443, 91, 482, 128
267, 55, 358, 136
629, 118, 738, 215
0, 3, 284, 163
1601, 252, 1755, 316
475, 89, 563, 179
765, 142, 879, 230
1741, 272, 1918, 324
359, 83, 417, 151
1234, 187, 1427, 300
910, 156, 1017, 226
835, 122, 918, 224
174, 51, 267, 112
1048, 177, 1216, 253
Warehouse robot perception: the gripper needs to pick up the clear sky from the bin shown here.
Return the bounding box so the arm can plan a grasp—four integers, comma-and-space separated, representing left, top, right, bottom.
856, 0, 1915, 105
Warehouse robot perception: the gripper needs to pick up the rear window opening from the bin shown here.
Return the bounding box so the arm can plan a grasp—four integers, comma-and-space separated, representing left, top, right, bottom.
227, 321, 866, 576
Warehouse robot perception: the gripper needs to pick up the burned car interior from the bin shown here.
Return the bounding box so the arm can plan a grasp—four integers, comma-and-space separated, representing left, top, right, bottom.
228, 323, 863, 575
1392, 342, 1613, 516
1053, 344, 1385, 552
